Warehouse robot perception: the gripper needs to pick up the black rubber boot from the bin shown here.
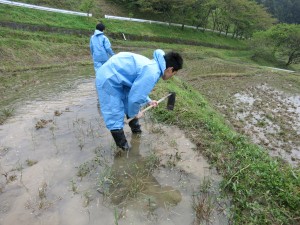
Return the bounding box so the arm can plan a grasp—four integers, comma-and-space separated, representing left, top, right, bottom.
110, 129, 129, 151
128, 118, 142, 133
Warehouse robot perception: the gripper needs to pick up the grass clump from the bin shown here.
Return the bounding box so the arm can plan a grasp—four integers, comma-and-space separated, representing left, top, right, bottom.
26, 159, 38, 166
192, 178, 215, 224
97, 153, 160, 205
0, 108, 14, 124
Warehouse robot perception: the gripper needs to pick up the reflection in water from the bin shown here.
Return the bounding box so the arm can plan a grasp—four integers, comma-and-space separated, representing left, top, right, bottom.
109, 134, 182, 209
0, 78, 227, 225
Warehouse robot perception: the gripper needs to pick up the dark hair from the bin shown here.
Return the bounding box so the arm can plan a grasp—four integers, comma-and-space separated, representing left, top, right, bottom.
164, 52, 183, 72
96, 23, 105, 31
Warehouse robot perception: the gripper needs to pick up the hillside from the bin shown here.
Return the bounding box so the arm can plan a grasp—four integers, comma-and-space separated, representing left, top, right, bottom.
8, 0, 128, 17
0, 3, 251, 74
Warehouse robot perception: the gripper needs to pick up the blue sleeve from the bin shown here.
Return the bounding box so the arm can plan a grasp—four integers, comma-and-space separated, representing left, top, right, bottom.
127, 68, 157, 118
104, 37, 115, 56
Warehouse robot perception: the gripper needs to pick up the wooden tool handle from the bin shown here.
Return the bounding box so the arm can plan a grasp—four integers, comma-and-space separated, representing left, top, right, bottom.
126, 93, 172, 123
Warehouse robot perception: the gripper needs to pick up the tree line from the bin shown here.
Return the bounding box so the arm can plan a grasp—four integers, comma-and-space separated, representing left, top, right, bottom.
110, 0, 277, 39
109, 0, 299, 66
254, 0, 300, 24
252, 23, 300, 66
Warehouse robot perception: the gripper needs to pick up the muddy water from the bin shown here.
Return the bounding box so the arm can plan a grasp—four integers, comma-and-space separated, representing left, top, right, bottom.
182, 68, 300, 168
0, 77, 227, 224
233, 84, 300, 167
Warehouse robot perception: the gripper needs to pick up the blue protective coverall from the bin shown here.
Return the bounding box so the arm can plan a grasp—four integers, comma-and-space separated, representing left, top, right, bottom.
90, 30, 115, 72
95, 49, 166, 130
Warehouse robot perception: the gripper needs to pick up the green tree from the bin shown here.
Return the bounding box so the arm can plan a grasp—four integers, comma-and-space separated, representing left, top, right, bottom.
271, 24, 300, 65
172, 0, 196, 30
79, 0, 95, 15
252, 24, 300, 66
109, 0, 275, 37
254, 0, 300, 24
191, 0, 213, 32
222, 0, 275, 39
136, 0, 174, 23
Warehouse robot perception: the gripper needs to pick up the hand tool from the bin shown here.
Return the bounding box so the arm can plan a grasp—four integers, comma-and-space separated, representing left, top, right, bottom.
126, 92, 176, 123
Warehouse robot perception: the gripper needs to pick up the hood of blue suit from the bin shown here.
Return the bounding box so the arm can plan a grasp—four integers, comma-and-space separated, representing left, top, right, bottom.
153, 49, 166, 76
93, 30, 104, 36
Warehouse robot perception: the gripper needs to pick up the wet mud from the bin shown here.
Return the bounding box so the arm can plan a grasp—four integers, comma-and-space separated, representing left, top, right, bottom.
0, 77, 228, 224
184, 69, 300, 167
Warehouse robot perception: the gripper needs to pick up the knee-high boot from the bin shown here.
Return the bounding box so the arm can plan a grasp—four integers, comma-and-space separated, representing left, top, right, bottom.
110, 129, 129, 151
126, 115, 142, 133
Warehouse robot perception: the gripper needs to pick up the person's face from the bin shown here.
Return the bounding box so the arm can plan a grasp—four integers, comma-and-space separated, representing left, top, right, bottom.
162, 67, 177, 80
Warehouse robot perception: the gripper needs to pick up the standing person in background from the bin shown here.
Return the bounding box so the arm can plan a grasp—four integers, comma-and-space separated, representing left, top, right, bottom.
90, 22, 115, 72
95, 49, 183, 151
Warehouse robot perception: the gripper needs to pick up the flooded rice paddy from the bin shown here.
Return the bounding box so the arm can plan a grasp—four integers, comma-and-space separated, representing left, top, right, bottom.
0, 73, 228, 224
233, 84, 300, 165
183, 68, 300, 168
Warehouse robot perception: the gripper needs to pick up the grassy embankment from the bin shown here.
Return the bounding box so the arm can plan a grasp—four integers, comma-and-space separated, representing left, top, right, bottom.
0, 4, 299, 224
152, 78, 300, 224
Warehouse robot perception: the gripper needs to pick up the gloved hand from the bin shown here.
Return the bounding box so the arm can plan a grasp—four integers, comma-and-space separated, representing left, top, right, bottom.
135, 110, 144, 119
148, 100, 158, 107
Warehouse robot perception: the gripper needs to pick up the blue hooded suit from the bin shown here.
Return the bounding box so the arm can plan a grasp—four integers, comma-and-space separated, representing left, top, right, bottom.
95, 49, 166, 130
90, 30, 115, 72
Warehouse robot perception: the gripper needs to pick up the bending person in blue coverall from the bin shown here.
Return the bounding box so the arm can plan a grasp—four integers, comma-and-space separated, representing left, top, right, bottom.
95, 49, 183, 151
90, 22, 115, 72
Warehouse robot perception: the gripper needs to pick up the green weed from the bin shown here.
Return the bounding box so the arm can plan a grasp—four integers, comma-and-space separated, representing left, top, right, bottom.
0, 108, 14, 124
70, 180, 78, 194
26, 159, 38, 166
97, 153, 160, 205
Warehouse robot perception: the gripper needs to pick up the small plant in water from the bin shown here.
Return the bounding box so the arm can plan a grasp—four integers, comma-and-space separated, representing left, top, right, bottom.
38, 182, 47, 200
25, 182, 58, 212
77, 162, 91, 178
113, 207, 126, 225
150, 125, 164, 134
169, 139, 178, 148
114, 207, 119, 225
76, 156, 103, 179
257, 119, 267, 127
83, 191, 92, 207
8, 174, 17, 182
124, 170, 146, 198
0, 107, 14, 124
1, 107, 14, 117
37, 182, 52, 210
97, 165, 116, 195
144, 152, 160, 174
26, 159, 38, 166
192, 177, 214, 225
0, 146, 9, 156
35, 119, 52, 129
166, 152, 181, 168
54, 110, 62, 116
70, 179, 78, 194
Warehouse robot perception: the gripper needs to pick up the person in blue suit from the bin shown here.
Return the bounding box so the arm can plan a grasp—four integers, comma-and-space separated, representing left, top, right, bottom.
90, 22, 115, 72
96, 49, 183, 151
